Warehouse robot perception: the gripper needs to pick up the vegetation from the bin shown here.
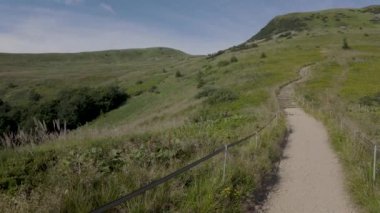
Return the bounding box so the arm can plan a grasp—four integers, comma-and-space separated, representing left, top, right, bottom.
230, 56, 238, 63
0, 86, 128, 147
175, 71, 183, 78
342, 38, 350, 49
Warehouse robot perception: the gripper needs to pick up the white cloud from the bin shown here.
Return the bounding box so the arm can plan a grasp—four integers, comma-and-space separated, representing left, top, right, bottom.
57, 0, 84, 5
99, 3, 115, 14
0, 6, 231, 54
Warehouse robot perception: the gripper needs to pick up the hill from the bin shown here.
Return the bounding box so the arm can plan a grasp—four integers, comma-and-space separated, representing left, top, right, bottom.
248, 6, 380, 41
0, 5, 380, 212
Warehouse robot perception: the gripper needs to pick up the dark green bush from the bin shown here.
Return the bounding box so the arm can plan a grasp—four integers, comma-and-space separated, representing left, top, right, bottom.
359, 92, 380, 106
217, 60, 230, 67
207, 89, 238, 105
28, 90, 42, 102
196, 87, 238, 105
149, 86, 159, 94
230, 56, 238, 63
196, 72, 206, 88
207, 50, 225, 59
175, 71, 183, 78
230, 43, 258, 52
261, 52, 267, 58
195, 87, 218, 99
342, 38, 350, 49
0, 99, 18, 134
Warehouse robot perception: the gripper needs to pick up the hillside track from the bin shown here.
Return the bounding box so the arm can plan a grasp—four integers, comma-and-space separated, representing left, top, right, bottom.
261, 66, 357, 213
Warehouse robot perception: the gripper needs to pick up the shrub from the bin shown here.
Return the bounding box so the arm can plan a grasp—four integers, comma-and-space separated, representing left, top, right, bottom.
359, 92, 380, 106
230, 43, 258, 52
207, 50, 225, 59
0, 99, 18, 134
196, 87, 238, 105
136, 80, 143, 85
217, 60, 230, 67
195, 87, 218, 99
261, 52, 267, 58
206, 89, 238, 105
196, 72, 206, 88
230, 56, 238, 63
28, 90, 42, 102
133, 90, 144, 96
7, 83, 17, 88
175, 71, 183, 78
149, 86, 159, 93
342, 38, 350, 49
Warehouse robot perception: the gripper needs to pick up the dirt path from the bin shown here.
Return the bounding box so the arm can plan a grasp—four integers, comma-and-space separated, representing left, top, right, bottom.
262, 67, 356, 213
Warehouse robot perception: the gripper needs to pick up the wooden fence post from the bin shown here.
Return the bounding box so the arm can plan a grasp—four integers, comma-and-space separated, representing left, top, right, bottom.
223, 145, 228, 182
374, 145, 377, 183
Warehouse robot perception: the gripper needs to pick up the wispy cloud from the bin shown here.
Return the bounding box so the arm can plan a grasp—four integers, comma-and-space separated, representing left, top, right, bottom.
99, 3, 115, 14
57, 0, 84, 5
0, 6, 228, 54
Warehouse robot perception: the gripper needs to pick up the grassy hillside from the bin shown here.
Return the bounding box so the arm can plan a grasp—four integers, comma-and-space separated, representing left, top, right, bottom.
1, 5, 380, 212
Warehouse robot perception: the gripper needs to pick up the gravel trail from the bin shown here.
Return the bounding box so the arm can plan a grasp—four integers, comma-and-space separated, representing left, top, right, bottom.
263, 66, 356, 212
263, 108, 356, 212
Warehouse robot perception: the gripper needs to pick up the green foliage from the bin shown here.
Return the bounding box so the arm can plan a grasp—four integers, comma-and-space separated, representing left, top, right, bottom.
230, 56, 238, 63
148, 85, 159, 94
362, 5, 380, 14
195, 87, 218, 99
207, 50, 225, 59
196, 71, 206, 88
0, 100, 18, 134
0, 86, 128, 135
217, 60, 230, 67
175, 71, 183, 78
359, 92, 380, 106
28, 90, 42, 102
342, 38, 350, 49
196, 87, 238, 105
261, 52, 267, 58
206, 89, 238, 105
230, 43, 258, 52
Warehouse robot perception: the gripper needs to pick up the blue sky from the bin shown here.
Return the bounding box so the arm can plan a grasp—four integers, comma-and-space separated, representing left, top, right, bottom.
0, 0, 378, 54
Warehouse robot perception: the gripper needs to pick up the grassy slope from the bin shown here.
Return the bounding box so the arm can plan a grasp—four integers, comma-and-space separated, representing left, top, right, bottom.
1, 5, 380, 212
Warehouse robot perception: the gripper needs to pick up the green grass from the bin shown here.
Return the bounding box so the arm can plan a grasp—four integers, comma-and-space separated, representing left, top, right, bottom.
1, 5, 380, 212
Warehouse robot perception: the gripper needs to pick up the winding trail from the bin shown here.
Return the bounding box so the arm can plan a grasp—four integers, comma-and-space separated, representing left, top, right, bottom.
262, 66, 356, 212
